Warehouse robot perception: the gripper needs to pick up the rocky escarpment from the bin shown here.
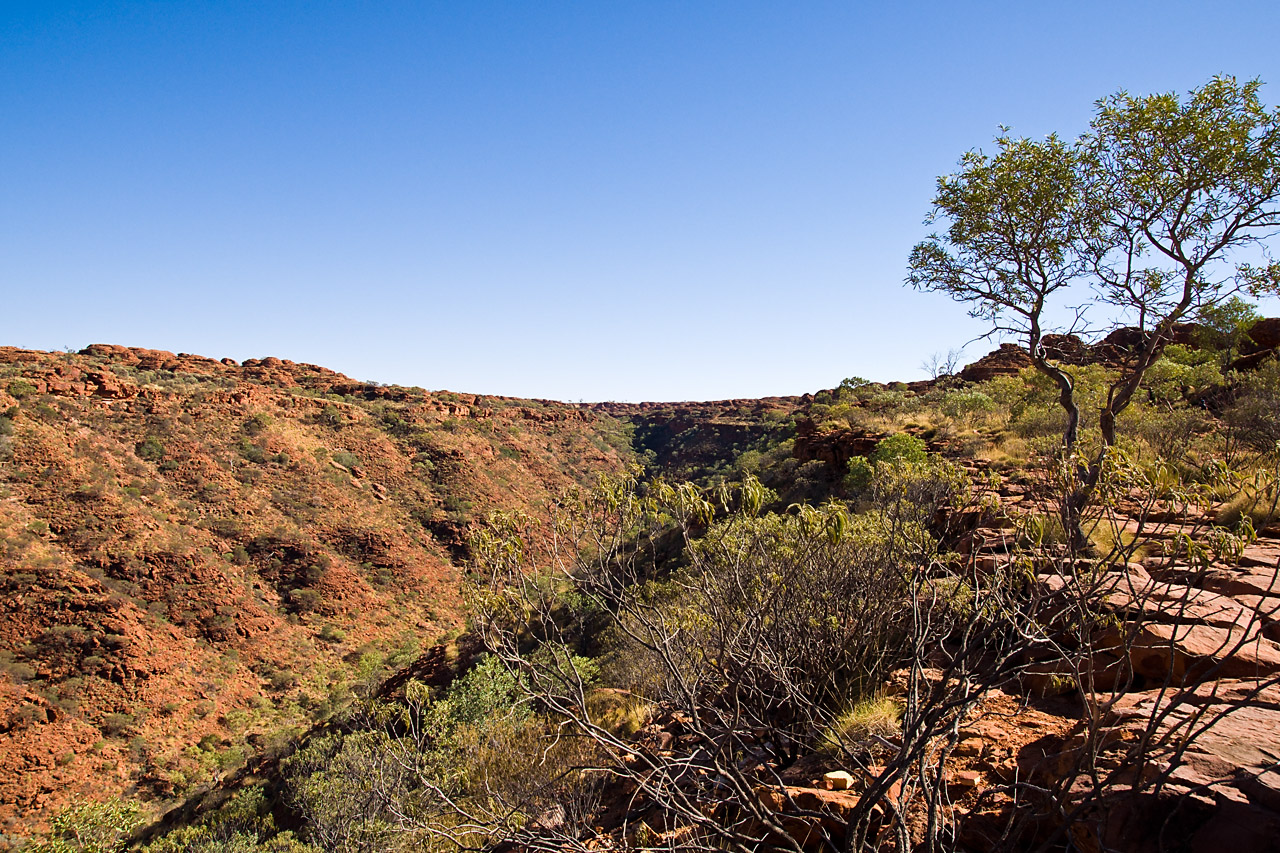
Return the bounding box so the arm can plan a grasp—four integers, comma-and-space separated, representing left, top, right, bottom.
936, 462, 1280, 851
956, 319, 1280, 383
591, 398, 802, 482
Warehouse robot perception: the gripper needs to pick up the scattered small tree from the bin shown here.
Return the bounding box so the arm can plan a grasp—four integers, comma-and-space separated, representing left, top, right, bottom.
910, 76, 1280, 544
920, 348, 964, 380
1195, 294, 1263, 366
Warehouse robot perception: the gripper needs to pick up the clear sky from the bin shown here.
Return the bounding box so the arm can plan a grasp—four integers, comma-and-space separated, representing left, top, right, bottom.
4, 1, 1280, 401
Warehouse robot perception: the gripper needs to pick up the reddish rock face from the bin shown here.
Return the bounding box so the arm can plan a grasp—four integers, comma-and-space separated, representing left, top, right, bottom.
958, 343, 1032, 382
1246, 317, 1280, 352
1126, 622, 1280, 682
954, 318, 1280, 383
793, 419, 883, 469
1040, 334, 1091, 364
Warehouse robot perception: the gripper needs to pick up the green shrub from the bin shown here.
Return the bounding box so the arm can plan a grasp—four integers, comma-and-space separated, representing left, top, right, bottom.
267, 668, 298, 692
141, 787, 317, 853
940, 389, 995, 424
1, 659, 36, 682
135, 437, 165, 462
1162, 343, 1216, 367
869, 433, 928, 466
31, 797, 142, 853
1225, 359, 1280, 454
441, 655, 532, 728
823, 694, 902, 751
7, 379, 37, 400
236, 438, 267, 464
844, 456, 874, 493
331, 451, 360, 469
100, 712, 135, 737
289, 589, 323, 613
243, 413, 274, 435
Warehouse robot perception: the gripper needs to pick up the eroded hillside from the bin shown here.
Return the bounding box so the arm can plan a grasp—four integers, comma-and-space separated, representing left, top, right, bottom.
0, 345, 635, 831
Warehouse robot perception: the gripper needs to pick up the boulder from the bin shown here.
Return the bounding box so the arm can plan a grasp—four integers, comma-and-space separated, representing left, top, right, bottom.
958, 344, 1031, 382
1105, 580, 1264, 636
1239, 542, 1280, 570
753, 784, 862, 848
1041, 334, 1092, 364
1197, 565, 1280, 601
822, 770, 855, 791
1127, 622, 1280, 683
1245, 318, 1280, 353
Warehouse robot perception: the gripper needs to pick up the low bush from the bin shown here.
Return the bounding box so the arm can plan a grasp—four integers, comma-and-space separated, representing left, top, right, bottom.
135, 437, 166, 463
100, 712, 135, 737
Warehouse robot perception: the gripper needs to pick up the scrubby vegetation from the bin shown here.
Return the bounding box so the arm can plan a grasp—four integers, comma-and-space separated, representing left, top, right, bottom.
9, 75, 1280, 852
71, 314, 1280, 852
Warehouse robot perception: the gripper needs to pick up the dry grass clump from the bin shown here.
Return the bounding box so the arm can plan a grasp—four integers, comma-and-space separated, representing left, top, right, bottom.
823, 694, 902, 752
586, 688, 652, 738
1216, 484, 1280, 531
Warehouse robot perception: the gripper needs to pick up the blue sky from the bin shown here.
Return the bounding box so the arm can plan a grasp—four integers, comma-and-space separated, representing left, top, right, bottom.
3, 1, 1280, 401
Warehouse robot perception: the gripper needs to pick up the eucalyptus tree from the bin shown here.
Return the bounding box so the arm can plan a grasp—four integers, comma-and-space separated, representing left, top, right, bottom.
909, 76, 1280, 544
907, 131, 1098, 450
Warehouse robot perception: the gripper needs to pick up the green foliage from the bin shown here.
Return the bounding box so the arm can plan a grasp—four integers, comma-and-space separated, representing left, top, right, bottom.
1226, 358, 1280, 453
29, 797, 142, 853
908, 130, 1091, 329
135, 437, 165, 463
1162, 343, 1217, 367
911, 76, 1280, 474
331, 451, 359, 469
837, 376, 873, 396
288, 589, 323, 613
405, 654, 534, 739
100, 713, 135, 737
7, 379, 37, 400
237, 438, 267, 464
869, 433, 928, 466
143, 788, 316, 853
1141, 357, 1222, 403
243, 413, 274, 436
285, 730, 403, 852
940, 388, 995, 424
844, 456, 874, 493
281, 654, 537, 852
1196, 296, 1262, 353
824, 695, 902, 751
462, 464, 989, 853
